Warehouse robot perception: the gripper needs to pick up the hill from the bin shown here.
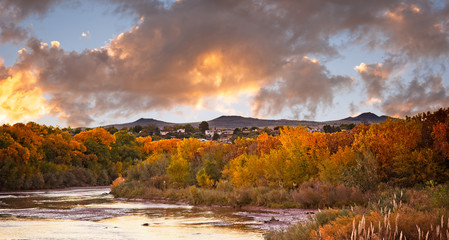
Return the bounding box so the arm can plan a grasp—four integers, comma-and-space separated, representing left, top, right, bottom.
104, 118, 177, 129
103, 112, 392, 130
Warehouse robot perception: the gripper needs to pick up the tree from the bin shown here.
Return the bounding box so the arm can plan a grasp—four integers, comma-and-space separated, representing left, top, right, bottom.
183, 124, 195, 133
131, 125, 143, 134
106, 127, 118, 135
199, 121, 209, 133
323, 125, 341, 133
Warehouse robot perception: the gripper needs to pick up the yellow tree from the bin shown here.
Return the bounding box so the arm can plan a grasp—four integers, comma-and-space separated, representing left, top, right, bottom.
319, 146, 358, 185
223, 154, 256, 187
352, 119, 422, 183
255, 132, 281, 155
167, 153, 190, 188
277, 126, 325, 186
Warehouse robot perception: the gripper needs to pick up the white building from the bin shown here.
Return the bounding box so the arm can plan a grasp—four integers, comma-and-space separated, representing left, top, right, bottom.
177, 128, 185, 133
205, 129, 222, 138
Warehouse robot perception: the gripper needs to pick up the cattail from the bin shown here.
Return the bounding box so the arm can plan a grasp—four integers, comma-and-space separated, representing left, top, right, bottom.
358, 215, 365, 235
417, 225, 421, 240
395, 214, 400, 237
379, 221, 382, 235
353, 218, 356, 233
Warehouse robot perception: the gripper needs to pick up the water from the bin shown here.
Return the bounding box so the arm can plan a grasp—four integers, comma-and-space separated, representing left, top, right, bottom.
0, 187, 264, 240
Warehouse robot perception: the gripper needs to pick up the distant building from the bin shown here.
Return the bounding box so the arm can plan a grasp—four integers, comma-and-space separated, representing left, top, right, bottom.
177, 128, 185, 133
160, 130, 174, 136
205, 129, 222, 138
221, 130, 234, 135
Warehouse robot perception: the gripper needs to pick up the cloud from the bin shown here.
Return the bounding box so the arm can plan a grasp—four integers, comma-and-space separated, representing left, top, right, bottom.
0, 66, 48, 123
0, 0, 62, 43
354, 57, 404, 100
0, 60, 9, 79
382, 74, 449, 117
81, 31, 90, 39
378, 3, 449, 60
2, 0, 449, 125
50, 41, 60, 48
253, 57, 353, 119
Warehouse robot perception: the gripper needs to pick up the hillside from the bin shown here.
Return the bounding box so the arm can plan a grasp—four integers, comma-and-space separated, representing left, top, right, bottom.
104, 118, 178, 129
103, 112, 392, 129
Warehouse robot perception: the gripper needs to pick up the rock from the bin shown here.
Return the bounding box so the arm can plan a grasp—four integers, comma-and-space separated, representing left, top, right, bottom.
142, 223, 150, 226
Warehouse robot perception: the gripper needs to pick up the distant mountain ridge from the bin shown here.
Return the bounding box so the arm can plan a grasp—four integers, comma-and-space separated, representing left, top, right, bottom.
103, 112, 391, 129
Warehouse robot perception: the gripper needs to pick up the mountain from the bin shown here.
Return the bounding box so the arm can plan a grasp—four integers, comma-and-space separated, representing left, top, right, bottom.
341, 112, 389, 123
207, 115, 317, 129
104, 118, 177, 129
103, 112, 392, 129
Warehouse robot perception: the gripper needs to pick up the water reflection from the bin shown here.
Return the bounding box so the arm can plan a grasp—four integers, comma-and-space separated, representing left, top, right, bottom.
0, 187, 263, 239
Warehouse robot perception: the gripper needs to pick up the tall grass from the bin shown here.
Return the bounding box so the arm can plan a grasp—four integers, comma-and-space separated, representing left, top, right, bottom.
111, 179, 367, 208
266, 186, 449, 240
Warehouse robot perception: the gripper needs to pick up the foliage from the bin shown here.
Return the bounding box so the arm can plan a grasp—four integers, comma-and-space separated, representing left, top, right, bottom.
2, 107, 449, 215
199, 121, 209, 133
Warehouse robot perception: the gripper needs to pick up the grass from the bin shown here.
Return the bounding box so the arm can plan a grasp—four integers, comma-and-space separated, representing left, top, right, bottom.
110, 177, 449, 240
266, 185, 449, 240
111, 179, 367, 209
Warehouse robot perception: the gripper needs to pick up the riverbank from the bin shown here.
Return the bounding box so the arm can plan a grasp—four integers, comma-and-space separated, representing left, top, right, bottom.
111, 180, 449, 239
265, 185, 449, 240
110, 179, 367, 209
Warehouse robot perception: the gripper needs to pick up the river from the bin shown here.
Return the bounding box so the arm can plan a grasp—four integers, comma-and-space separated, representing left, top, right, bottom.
0, 186, 311, 239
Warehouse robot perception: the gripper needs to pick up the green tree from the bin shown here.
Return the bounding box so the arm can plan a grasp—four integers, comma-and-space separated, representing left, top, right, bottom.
106, 127, 118, 135
131, 125, 143, 134
199, 121, 209, 133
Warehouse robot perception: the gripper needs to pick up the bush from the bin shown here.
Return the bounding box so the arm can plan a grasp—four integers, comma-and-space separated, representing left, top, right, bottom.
228, 187, 253, 208
291, 180, 366, 208
429, 184, 449, 208
265, 221, 317, 240
110, 180, 145, 198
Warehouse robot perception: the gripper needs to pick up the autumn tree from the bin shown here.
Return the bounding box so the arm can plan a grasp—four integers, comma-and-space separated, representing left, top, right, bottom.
352, 118, 422, 184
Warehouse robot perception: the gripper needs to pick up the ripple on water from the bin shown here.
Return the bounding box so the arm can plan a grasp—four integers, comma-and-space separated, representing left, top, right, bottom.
0, 207, 129, 221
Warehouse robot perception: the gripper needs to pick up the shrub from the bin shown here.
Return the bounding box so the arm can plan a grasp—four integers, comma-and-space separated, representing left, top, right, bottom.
291, 180, 366, 208
429, 184, 449, 208
110, 180, 145, 198
228, 187, 253, 208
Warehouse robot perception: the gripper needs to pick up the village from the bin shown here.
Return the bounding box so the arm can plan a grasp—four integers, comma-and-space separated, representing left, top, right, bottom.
94, 121, 355, 144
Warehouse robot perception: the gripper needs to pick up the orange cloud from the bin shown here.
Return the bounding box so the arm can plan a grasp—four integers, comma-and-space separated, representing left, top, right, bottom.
0, 69, 48, 123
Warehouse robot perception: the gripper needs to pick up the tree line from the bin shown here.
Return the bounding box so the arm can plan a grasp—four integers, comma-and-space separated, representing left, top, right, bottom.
1, 108, 448, 191
120, 108, 449, 194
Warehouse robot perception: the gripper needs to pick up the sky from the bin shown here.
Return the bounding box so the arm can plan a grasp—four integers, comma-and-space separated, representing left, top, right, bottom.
0, 0, 448, 127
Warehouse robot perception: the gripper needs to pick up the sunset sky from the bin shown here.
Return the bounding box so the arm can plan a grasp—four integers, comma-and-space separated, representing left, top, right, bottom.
0, 0, 448, 127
